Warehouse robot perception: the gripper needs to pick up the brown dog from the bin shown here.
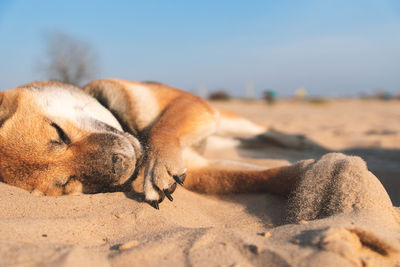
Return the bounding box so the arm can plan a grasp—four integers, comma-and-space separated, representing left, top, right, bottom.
0, 79, 308, 208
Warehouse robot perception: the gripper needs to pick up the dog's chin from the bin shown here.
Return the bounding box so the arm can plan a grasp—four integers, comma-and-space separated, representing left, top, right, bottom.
81, 168, 136, 193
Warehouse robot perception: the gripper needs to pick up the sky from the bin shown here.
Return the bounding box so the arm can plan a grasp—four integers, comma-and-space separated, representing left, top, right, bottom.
0, 0, 399, 97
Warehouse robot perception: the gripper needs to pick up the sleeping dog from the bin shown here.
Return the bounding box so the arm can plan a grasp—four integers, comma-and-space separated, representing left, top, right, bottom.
0, 79, 308, 209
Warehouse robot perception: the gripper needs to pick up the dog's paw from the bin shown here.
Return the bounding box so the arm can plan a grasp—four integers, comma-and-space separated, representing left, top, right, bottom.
288, 134, 310, 149
261, 130, 313, 150
143, 147, 187, 208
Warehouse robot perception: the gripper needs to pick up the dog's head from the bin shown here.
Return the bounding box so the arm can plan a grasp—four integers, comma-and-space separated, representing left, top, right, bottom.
0, 81, 142, 195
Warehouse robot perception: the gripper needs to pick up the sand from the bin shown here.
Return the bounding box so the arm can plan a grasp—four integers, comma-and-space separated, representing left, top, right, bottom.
1, 99, 399, 266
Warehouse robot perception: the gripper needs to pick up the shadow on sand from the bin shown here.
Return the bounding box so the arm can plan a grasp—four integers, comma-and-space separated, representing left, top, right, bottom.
237, 136, 400, 206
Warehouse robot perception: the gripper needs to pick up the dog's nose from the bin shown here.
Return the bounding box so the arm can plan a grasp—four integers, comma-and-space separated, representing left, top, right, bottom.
111, 153, 132, 178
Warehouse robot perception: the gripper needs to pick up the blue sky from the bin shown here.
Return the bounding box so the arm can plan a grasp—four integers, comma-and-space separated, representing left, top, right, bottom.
0, 0, 399, 97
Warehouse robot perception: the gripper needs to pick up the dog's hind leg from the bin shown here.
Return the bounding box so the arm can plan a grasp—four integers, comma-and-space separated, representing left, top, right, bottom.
182, 149, 313, 196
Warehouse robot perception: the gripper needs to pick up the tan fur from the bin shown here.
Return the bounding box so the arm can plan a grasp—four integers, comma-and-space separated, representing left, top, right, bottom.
184, 163, 300, 196
0, 88, 85, 195
0, 79, 308, 205
0, 82, 139, 196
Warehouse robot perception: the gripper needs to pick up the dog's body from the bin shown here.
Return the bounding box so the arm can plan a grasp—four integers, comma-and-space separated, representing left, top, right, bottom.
0, 79, 308, 207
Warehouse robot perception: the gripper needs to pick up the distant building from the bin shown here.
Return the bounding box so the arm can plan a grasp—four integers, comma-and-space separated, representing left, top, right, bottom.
245, 82, 255, 99
295, 87, 308, 100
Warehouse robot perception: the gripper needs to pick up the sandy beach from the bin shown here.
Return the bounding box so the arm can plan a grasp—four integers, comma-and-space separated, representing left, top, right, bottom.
1, 99, 399, 266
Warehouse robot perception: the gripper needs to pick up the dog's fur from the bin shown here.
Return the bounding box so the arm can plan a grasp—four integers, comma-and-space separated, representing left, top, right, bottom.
0, 79, 308, 206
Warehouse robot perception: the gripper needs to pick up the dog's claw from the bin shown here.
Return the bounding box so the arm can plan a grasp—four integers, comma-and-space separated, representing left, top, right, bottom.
163, 189, 173, 202
173, 173, 186, 186
149, 201, 159, 210
180, 173, 186, 182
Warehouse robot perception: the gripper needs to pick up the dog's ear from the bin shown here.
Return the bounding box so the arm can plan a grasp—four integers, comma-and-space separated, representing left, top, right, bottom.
0, 90, 18, 128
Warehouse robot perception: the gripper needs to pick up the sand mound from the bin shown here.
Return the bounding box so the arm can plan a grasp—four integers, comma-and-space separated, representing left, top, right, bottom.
292, 223, 400, 267
286, 153, 394, 223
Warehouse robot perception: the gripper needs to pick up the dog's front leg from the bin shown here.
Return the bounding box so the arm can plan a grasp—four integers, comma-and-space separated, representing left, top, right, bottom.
142, 96, 218, 208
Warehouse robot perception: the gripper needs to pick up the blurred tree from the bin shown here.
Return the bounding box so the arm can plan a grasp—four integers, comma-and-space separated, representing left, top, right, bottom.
39, 31, 99, 86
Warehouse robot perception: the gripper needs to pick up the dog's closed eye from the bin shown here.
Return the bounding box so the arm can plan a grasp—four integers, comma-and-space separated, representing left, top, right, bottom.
50, 122, 71, 146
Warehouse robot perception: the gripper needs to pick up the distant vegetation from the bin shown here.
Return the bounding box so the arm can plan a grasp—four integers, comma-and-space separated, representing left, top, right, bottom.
262, 90, 277, 105
208, 90, 231, 101
205, 88, 400, 102
360, 89, 397, 101
307, 97, 329, 105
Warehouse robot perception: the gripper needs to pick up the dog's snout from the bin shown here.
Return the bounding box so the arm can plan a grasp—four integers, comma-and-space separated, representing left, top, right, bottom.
111, 153, 131, 175
74, 132, 138, 189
